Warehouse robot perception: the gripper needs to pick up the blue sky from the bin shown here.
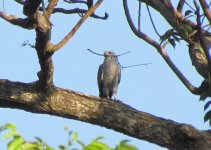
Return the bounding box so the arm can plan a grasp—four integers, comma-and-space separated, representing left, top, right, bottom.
0, 1, 209, 150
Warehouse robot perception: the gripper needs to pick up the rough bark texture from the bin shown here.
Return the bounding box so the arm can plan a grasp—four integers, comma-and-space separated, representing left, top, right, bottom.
0, 79, 211, 150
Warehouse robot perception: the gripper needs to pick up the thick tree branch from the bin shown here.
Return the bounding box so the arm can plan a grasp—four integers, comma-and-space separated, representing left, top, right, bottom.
47, 0, 103, 52
177, 0, 185, 13
0, 79, 210, 150
46, 0, 58, 18
123, 0, 202, 96
0, 11, 35, 29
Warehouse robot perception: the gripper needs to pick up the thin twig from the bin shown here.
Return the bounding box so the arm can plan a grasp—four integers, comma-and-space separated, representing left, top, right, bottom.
121, 63, 152, 69
184, 0, 195, 11
87, 49, 131, 57
146, 4, 161, 37
64, 0, 86, 4
138, 1, 141, 31
22, 41, 35, 48
87, 49, 104, 56
115, 50, 131, 57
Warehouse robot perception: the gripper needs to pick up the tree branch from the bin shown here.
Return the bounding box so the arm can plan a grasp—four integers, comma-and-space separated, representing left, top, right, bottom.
47, 0, 103, 52
199, 0, 211, 24
123, 0, 202, 96
52, 8, 108, 20
0, 11, 35, 29
0, 79, 210, 150
177, 0, 185, 13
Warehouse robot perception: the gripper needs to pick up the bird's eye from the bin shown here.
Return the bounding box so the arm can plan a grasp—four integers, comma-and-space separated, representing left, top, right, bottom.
108, 52, 112, 54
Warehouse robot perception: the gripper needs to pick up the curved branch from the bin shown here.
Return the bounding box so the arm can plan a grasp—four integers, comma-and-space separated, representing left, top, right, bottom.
0, 79, 210, 150
123, 0, 201, 95
47, 0, 103, 52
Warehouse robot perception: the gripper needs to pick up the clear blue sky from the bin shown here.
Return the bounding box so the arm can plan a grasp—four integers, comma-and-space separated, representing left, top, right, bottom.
0, 1, 209, 150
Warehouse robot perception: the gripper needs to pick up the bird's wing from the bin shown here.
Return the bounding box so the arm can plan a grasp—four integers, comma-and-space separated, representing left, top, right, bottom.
97, 64, 104, 97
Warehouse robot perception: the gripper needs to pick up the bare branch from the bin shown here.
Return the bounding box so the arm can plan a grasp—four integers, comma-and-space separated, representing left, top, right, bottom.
64, 0, 86, 4
47, 0, 103, 52
0, 80, 211, 149
0, 11, 35, 29
146, 4, 161, 37
52, 8, 108, 20
121, 63, 152, 69
177, 0, 185, 13
138, 1, 141, 31
199, 0, 211, 24
87, 49, 104, 56
123, 0, 201, 95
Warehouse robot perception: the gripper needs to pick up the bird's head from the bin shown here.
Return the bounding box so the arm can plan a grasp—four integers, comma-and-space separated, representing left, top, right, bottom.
104, 51, 116, 57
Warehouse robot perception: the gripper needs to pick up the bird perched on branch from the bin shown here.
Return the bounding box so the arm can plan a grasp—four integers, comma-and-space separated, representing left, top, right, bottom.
97, 51, 121, 99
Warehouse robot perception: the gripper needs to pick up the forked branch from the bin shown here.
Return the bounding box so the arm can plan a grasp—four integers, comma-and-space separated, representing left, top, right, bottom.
47, 0, 103, 52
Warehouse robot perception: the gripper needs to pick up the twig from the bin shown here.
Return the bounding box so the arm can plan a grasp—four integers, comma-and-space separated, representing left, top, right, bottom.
87, 49, 104, 56
115, 51, 131, 57
184, 0, 195, 11
121, 63, 152, 69
146, 4, 161, 37
64, 0, 86, 4
52, 8, 108, 20
138, 1, 141, 31
22, 41, 35, 48
87, 49, 131, 57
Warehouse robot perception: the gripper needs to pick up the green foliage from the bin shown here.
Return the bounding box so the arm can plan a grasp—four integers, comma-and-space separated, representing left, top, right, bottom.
200, 97, 211, 126
0, 123, 138, 150
114, 140, 138, 150
160, 29, 180, 48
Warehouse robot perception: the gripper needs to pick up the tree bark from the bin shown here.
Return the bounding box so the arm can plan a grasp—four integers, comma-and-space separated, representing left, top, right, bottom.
0, 79, 211, 150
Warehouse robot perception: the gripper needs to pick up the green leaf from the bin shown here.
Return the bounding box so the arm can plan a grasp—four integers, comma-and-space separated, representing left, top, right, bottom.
168, 38, 176, 48
160, 29, 174, 43
77, 140, 86, 148
172, 34, 180, 43
93, 136, 104, 141
204, 110, 211, 123
20, 143, 39, 150
7, 137, 25, 150
204, 101, 211, 111
4, 123, 16, 131
116, 140, 138, 150
84, 140, 110, 150
58, 145, 66, 150
185, 10, 193, 16
34, 136, 43, 144
71, 132, 78, 141
3, 131, 19, 140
